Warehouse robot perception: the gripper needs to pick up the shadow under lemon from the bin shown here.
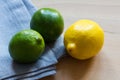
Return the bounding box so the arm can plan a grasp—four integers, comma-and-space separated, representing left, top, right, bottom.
55, 51, 103, 80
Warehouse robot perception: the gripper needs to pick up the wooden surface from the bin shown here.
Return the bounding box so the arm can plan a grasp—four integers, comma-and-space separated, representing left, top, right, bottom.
32, 0, 120, 80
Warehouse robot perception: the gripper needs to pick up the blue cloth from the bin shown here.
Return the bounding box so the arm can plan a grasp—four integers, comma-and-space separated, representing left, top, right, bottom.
0, 0, 65, 79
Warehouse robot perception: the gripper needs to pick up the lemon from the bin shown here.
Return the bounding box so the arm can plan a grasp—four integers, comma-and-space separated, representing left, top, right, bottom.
30, 8, 64, 42
64, 20, 104, 60
9, 29, 45, 63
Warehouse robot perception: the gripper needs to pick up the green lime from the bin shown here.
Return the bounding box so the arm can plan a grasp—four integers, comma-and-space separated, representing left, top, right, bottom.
30, 8, 64, 42
9, 29, 45, 63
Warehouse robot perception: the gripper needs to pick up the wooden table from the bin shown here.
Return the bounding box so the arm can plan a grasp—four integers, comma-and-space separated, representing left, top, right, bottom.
32, 0, 120, 80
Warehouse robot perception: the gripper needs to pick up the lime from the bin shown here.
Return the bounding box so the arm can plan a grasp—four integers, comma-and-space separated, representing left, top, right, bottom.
9, 29, 45, 63
64, 20, 104, 60
30, 8, 64, 42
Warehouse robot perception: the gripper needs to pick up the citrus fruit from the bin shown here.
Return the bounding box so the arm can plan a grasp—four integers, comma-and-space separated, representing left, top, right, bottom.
30, 8, 64, 42
64, 19, 104, 60
9, 29, 45, 63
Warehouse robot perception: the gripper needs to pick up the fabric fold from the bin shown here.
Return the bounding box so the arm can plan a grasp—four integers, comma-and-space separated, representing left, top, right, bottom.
1, 65, 56, 80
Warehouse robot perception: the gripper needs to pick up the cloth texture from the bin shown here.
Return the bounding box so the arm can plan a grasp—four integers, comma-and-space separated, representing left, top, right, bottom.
0, 0, 65, 79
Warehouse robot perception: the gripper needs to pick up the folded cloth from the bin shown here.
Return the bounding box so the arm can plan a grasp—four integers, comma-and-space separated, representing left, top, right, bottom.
0, 0, 65, 79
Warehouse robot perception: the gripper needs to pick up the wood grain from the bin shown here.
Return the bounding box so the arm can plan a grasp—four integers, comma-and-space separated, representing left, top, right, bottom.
32, 0, 120, 80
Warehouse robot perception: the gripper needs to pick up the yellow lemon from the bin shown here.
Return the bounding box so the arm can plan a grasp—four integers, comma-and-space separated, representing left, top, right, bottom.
64, 20, 104, 60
